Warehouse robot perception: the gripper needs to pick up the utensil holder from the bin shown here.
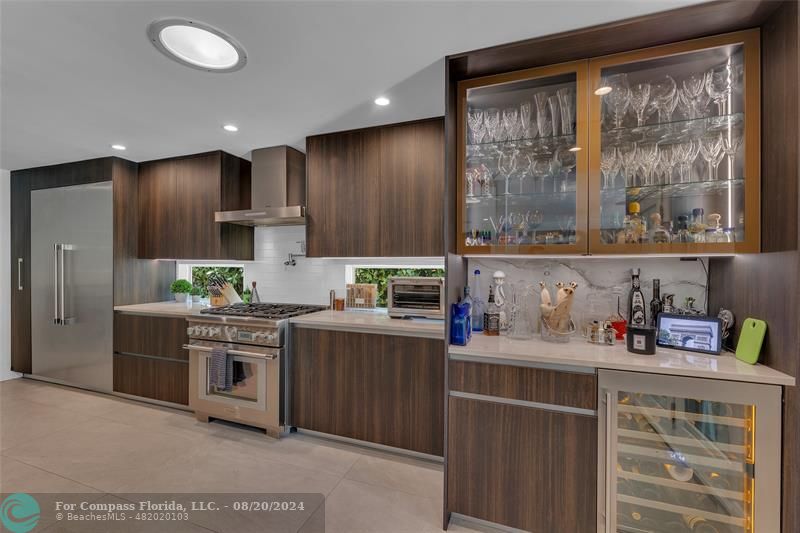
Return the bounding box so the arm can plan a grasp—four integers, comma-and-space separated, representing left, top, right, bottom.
540, 316, 576, 343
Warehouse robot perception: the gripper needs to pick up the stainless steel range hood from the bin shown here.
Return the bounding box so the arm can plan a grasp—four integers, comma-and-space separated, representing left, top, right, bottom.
215, 145, 306, 227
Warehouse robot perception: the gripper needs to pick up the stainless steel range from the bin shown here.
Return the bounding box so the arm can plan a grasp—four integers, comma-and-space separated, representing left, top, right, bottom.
184, 303, 325, 437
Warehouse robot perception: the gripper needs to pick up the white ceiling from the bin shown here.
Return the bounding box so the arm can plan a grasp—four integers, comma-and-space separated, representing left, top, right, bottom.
1, 0, 705, 170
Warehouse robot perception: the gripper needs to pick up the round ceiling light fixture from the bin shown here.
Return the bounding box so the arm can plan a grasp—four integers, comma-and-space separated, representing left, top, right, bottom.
222, 124, 239, 132
374, 96, 390, 106
147, 18, 247, 73
111, 144, 126, 151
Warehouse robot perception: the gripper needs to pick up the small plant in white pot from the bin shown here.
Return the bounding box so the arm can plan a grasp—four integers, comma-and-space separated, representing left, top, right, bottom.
170, 279, 192, 303
191, 286, 203, 303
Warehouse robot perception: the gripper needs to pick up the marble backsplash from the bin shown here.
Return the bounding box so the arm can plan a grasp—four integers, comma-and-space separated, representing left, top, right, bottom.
467, 257, 709, 323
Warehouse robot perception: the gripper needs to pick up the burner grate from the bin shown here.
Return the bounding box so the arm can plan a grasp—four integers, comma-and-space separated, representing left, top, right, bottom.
200, 303, 326, 319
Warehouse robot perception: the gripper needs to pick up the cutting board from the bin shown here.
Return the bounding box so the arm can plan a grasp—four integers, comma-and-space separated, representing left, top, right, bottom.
735, 318, 767, 364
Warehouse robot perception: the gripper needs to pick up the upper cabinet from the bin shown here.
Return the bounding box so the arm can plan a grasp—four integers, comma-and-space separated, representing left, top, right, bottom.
457, 30, 760, 255
138, 151, 253, 260
306, 117, 444, 258
458, 61, 589, 255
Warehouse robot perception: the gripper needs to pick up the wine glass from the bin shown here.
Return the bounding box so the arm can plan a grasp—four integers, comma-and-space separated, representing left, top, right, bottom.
656, 143, 676, 184
519, 101, 535, 139
600, 146, 619, 189
497, 146, 517, 195
699, 133, 725, 181
676, 139, 700, 182
547, 95, 561, 138
534, 92, 552, 138
651, 75, 677, 123
706, 63, 734, 116
681, 73, 707, 119
603, 74, 631, 129
484, 108, 501, 143
722, 123, 744, 179
618, 142, 638, 187
502, 107, 520, 142
637, 141, 660, 186
629, 82, 652, 128
557, 87, 576, 135
467, 108, 485, 145
548, 150, 563, 193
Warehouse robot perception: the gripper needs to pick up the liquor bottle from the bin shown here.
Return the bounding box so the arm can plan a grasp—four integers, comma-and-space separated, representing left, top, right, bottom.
483, 286, 501, 336
629, 268, 646, 326
449, 298, 470, 346
470, 270, 486, 332
462, 286, 473, 339
650, 279, 663, 327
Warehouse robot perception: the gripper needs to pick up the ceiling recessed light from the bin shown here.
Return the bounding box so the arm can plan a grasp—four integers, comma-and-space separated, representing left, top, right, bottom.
568, 146, 582, 152
594, 86, 612, 96
223, 124, 239, 132
111, 144, 126, 151
374, 96, 390, 106
147, 18, 247, 73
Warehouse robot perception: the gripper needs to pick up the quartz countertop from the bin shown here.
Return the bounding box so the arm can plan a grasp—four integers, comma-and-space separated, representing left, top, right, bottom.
114, 301, 207, 317
290, 310, 445, 340
450, 334, 795, 386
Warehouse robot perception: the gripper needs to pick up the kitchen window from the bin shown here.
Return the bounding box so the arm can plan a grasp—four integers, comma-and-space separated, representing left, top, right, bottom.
176, 264, 245, 299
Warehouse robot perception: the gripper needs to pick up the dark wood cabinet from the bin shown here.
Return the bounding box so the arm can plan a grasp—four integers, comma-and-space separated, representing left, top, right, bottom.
447, 396, 597, 533
291, 326, 444, 456
113, 313, 189, 404
10, 174, 31, 373
306, 117, 444, 257
138, 151, 253, 260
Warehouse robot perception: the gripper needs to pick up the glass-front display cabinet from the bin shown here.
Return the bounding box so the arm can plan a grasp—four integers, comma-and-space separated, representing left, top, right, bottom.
457, 61, 589, 255
588, 30, 760, 254
598, 370, 781, 533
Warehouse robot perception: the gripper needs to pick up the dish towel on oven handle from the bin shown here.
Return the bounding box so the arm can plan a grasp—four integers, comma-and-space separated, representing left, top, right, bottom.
209, 346, 234, 392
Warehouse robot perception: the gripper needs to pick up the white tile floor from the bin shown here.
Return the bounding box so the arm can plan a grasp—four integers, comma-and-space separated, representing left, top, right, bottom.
0, 378, 493, 533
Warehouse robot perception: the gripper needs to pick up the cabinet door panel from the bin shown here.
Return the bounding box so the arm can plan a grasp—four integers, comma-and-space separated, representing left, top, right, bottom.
175, 152, 222, 259
380, 119, 444, 257
306, 130, 382, 257
113, 314, 188, 361
10, 173, 31, 373
291, 327, 444, 455
137, 159, 176, 259
447, 396, 597, 532
113, 354, 188, 405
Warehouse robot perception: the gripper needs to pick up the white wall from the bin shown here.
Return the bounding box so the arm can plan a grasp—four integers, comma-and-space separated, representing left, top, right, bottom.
178, 225, 443, 306
1, 169, 21, 381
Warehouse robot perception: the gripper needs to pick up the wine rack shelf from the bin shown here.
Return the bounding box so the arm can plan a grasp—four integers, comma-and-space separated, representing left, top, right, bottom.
619, 443, 745, 473
617, 429, 747, 455
617, 470, 745, 501
618, 494, 746, 529
618, 404, 747, 428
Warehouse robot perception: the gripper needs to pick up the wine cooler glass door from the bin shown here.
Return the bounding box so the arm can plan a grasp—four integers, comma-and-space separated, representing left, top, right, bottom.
589, 29, 760, 254
598, 370, 781, 533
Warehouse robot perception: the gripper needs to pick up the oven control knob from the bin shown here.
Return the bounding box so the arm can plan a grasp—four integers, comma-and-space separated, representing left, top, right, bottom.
267, 333, 276, 342
200, 326, 209, 336
208, 327, 220, 338
186, 326, 195, 336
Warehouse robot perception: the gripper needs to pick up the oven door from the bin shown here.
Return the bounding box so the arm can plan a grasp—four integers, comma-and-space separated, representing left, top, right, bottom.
186, 340, 280, 413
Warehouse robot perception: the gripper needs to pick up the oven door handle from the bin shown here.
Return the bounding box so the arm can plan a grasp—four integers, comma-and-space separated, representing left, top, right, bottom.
182, 344, 277, 360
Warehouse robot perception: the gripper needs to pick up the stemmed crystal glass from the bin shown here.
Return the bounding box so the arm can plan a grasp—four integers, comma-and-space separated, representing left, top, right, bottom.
534, 92, 553, 138
467, 109, 485, 145
637, 141, 660, 186
519, 101, 535, 139
557, 87, 576, 135
629, 82, 652, 128
547, 95, 561, 138
656, 143, 676, 184
600, 147, 620, 189
651, 75, 678, 123
618, 142, 638, 187
675, 139, 700, 183
706, 63, 734, 116
681, 73, 707, 119
699, 133, 725, 181
722, 123, 744, 179
502, 107, 520, 142
484, 108, 501, 143
497, 146, 517, 195
604, 74, 631, 129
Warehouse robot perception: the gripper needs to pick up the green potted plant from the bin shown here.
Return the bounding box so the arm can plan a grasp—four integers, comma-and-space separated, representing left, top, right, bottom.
170, 279, 192, 303
190, 286, 203, 303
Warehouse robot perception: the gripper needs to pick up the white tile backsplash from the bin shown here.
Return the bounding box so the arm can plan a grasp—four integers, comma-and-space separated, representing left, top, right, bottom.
467, 257, 708, 324
177, 225, 443, 306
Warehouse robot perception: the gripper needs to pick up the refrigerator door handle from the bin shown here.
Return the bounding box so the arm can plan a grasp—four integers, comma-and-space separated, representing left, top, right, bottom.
53, 244, 60, 324
17, 258, 23, 290
61, 244, 75, 325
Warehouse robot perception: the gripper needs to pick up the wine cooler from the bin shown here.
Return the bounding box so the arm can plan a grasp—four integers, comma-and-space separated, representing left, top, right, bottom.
598, 370, 782, 533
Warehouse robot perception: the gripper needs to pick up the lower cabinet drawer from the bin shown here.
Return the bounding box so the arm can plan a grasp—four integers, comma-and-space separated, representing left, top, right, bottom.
447, 396, 597, 532
113, 354, 189, 405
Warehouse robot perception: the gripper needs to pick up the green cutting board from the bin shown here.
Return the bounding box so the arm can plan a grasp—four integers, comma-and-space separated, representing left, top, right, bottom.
735, 318, 767, 364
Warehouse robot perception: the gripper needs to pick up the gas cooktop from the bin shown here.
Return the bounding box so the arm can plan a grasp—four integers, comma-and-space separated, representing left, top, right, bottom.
200, 302, 327, 320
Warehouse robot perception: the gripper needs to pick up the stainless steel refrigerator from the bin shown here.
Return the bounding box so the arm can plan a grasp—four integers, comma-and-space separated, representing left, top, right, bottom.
30, 181, 113, 391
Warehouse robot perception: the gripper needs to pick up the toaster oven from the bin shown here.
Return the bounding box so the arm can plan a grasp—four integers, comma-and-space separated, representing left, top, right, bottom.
387, 277, 445, 319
